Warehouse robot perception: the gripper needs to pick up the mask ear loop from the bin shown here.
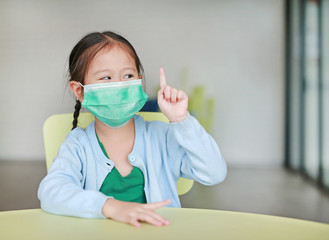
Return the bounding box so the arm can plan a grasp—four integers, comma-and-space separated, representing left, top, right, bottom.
73, 82, 84, 106
138, 76, 146, 93
76, 82, 84, 101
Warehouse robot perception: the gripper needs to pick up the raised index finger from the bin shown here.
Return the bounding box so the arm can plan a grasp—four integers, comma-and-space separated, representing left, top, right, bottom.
159, 68, 167, 88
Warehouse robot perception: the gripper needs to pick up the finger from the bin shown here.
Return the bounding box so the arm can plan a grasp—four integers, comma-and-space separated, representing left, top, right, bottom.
159, 68, 167, 88
163, 85, 171, 101
138, 212, 164, 227
177, 90, 188, 101
145, 210, 170, 226
170, 88, 178, 103
139, 208, 169, 225
145, 199, 171, 210
157, 86, 165, 101
129, 218, 142, 228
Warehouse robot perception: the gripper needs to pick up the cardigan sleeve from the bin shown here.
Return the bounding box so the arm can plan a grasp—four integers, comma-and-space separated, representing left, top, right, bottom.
38, 130, 108, 219
168, 112, 227, 185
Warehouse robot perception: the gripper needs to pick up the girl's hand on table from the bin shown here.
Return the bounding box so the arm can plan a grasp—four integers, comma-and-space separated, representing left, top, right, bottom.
102, 198, 171, 228
157, 68, 188, 122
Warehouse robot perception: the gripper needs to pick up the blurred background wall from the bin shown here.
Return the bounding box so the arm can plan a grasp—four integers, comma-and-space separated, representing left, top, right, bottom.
0, 0, 284, 166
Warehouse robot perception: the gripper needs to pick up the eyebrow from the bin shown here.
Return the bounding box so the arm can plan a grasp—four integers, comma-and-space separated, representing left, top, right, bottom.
94, 69, 111, 76
94, 67, 137, 76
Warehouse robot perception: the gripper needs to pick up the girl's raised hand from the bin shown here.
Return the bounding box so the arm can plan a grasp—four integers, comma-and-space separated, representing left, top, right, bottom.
157, 68, 188, 122
102, 198, 171, 228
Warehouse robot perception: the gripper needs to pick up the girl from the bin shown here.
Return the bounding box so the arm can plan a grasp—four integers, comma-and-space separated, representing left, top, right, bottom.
38, 31, 227, 228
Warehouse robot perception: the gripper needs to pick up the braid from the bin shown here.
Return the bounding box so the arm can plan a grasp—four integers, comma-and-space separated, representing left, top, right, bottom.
72, 100, 81, 130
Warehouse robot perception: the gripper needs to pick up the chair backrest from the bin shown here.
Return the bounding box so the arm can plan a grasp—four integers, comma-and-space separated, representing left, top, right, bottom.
43, 111, 193, 195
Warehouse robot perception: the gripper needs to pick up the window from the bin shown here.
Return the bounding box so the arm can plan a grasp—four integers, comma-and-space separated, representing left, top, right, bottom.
286, 0, 329, 188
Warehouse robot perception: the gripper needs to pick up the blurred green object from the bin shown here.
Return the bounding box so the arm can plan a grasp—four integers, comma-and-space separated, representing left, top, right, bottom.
188, 86, 215, 133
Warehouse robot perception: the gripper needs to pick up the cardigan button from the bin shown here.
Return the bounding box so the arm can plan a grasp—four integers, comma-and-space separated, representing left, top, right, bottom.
129, 156, 136, 162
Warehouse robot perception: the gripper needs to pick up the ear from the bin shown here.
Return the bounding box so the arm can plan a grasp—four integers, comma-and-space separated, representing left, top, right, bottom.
69, 81, 84, 103
139, 75, 143, 79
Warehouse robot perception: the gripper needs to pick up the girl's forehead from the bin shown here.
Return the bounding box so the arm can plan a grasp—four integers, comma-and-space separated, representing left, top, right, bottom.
89, 45, 137, 70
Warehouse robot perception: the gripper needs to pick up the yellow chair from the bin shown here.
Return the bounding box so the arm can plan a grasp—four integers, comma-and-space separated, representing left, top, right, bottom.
43, 111, 194, 195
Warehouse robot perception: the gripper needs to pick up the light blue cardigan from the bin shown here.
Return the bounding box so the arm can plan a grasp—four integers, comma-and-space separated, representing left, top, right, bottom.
38, 113, 227, 218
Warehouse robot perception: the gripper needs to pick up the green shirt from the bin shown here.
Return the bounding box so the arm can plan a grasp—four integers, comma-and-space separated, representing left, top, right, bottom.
96, 134, 147, 203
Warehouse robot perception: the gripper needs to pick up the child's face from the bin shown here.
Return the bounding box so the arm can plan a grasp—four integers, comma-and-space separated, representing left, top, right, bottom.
85, 45, 139, 85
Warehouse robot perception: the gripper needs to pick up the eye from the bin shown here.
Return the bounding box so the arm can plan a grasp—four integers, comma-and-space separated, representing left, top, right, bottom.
100, 76, 111, 80
123, 74, 134, 79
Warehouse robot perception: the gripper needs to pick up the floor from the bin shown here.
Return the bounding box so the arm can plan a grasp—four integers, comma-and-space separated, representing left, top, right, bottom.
1, 161, 329, 224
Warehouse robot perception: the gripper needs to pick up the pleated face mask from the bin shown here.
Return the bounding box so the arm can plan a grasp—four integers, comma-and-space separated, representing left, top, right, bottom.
80, 79, 148, 128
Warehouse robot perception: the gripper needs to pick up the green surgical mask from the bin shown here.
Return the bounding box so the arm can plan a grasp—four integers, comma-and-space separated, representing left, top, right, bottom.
80, 79, 148, 128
